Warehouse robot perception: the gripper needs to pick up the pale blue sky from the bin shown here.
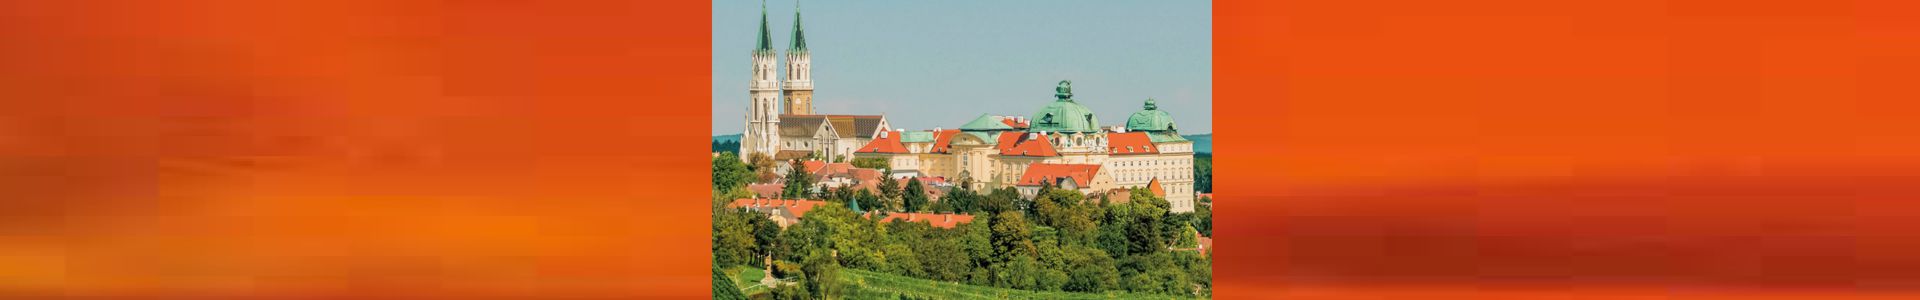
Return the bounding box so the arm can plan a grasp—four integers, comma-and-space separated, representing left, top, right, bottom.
712, 0, 1210, 135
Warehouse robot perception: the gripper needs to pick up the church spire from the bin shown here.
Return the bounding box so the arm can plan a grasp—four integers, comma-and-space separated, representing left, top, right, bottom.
789, 1, 808, 53
755, 0, 774, 55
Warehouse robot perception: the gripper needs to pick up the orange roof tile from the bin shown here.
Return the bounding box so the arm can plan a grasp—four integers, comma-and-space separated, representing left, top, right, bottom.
850, 168, 883, 182
929, 129, 960, 153
746, 183, 784, 198
855, 130, 908, 154
1001, 117, 1029, 129
1106, 132, 1159, 155
1148, 178, 1166, 198
1017, 163, 1102, 187
876, 212, 977, 229
802, 161, 828, 174
996, 132, 1058, 157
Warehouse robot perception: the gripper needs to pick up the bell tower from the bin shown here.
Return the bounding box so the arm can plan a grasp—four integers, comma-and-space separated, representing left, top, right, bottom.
742, 1, 782, 160
781, 1, 814, 115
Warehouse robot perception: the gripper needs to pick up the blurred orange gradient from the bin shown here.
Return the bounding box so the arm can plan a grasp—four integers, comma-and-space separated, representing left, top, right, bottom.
1216, 0, 1920, 299
2, 0, 711, 298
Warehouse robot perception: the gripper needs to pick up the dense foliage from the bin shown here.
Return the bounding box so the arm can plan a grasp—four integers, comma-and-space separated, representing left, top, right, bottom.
713, 266, 750, 300
712, 140, 740, 155
850, 157, 890, 170
1193, 153, 1211, 193
714, 153, 1211, 298
711, 152, 754, 192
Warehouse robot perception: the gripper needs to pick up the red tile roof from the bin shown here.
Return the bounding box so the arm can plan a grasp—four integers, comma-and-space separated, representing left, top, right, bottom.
855, 130, 909, 154
996, 132, 1058, 157
1001, 117, 1029, 129
1017, 163, 1102, 187
1148, 178, 1166, 198
801, 161, 828, 174
1106, 132, 1159, 155
850, 168, 883, 182
929, 129, 960, 153
746, 183, 785, 198
812, 162, 855, 177
876, 212, 977, 229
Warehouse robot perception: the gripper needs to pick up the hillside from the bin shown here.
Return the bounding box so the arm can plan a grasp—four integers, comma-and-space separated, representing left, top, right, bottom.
1183, 134, 1211, 154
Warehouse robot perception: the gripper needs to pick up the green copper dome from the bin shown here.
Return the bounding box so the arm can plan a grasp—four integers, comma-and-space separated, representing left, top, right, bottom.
1125, 98, 1177, 132
1028, 80, 1101, 133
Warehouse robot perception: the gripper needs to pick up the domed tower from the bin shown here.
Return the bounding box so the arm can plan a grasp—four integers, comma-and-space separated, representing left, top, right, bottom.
1125, 98, 1177, 133
742, 1, 782, 160
1027, 80, 1101, 133
781, 2, 814, 115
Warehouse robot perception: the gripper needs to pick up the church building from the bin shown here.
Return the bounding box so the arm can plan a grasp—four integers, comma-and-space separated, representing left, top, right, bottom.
740, 2, 889, 163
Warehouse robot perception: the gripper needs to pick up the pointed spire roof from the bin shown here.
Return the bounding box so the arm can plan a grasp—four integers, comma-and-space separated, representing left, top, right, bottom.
789, 1, 808, 53
754, 0, 774, 55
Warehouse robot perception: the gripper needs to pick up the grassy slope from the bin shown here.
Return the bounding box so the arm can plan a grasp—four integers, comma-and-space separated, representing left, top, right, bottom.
724, 266, 771, 296
838, 268, 1199, 300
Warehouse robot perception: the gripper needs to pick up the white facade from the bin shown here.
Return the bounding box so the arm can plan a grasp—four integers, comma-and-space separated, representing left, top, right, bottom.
742, 50, 781, 161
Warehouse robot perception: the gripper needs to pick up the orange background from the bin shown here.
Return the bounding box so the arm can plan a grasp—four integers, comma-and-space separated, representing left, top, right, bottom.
5, 0, 1920, 299
2, 1, 711, 298
1215, 0, 1920, 299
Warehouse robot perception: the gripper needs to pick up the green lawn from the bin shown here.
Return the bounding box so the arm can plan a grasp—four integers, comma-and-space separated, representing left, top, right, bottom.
724, 266, 772, 295
837, 268, 1202, 300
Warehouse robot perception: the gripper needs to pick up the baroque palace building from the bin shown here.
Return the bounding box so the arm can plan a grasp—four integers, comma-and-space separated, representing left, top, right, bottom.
741, 3, 889, 163
736, 3, 1196, 213
854, 82, 1198, 213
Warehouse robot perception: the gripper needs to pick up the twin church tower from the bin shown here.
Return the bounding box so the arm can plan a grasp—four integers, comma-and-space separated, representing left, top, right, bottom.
743, 1, 816, 158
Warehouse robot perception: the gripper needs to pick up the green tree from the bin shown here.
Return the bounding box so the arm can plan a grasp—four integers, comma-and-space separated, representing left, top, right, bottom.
1033, 189, 1096, 246
990, 212, 1037, 262
782, 160, 815, 199
876, 176, 902, 211
1175, 223, 1201, 248
713, 266, 750, 300
916, 230, 971, 282
713, 152, 755, 191
883, 242, 922, 277
711, 200, 756, 267
1193, 200, 1213, 237
902, 178, 928, 212
978, 187, 1019, 214
850, 157, 889, 170
961, 213, 994, 268
1193, 154, 1212, 193
854, 188, 881, 214
801, 248, 841, 299
1125, 188, 1170, 255
749, 212, 781, 262
941, 186, 978, 213
1061, 245, 1120, 292
748, 152, 779, 183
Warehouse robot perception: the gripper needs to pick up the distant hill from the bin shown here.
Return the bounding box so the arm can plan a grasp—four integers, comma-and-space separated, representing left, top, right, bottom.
1184, 134, 1211, 154
716, 133, 1210, 153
